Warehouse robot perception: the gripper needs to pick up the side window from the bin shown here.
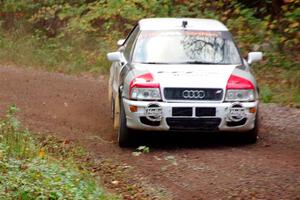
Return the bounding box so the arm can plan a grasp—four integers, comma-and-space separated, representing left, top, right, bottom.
123, 26, 140, 61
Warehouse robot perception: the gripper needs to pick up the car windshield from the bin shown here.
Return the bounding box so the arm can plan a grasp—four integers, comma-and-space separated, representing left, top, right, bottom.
132, 30, 242, 65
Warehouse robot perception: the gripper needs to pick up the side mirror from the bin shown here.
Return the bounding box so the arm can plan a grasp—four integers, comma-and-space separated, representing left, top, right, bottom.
117, 39, 125, 46
247, 52, 263, 65
107, 51, 122, 62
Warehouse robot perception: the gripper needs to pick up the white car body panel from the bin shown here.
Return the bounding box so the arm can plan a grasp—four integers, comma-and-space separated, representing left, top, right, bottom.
134, 64, 236, 89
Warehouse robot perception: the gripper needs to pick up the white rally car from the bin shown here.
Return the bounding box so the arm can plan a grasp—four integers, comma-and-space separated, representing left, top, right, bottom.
107, 18, 263, 147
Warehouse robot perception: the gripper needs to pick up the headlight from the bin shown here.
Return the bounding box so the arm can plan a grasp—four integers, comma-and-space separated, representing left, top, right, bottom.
129, 73, 161, 101
225, 89, 255, 102
131, 88, 161, 100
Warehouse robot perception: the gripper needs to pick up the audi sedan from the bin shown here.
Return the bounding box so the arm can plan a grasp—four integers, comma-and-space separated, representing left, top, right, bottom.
107, 18, 263, 147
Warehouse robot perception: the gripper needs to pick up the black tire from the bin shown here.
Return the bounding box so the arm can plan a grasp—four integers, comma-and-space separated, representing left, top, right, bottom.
118, 99, 132, 147
244, 125, 258, 144
243, 111, 259, 144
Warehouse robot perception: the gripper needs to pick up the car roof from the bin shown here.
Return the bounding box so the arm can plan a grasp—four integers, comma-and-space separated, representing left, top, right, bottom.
138, 18, 228, 31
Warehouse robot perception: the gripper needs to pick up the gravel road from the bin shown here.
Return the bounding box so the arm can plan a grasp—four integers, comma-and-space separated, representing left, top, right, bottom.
1, 65, 299, 200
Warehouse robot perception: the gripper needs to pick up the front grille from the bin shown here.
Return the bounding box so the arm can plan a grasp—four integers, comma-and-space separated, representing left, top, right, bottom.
196, 107, 216, 116
166, 117, 221, 131
164, 88, 223, 101
172, 107, 193, 116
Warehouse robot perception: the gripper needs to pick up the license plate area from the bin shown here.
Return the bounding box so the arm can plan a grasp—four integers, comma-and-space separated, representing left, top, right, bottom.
172, 107, 193, 116
196, 107, 216, 116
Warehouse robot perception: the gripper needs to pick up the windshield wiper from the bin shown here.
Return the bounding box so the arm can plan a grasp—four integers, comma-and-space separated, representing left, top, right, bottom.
182, 61, 219, 64
139, 62, 171, 64
139, 61, 224, 65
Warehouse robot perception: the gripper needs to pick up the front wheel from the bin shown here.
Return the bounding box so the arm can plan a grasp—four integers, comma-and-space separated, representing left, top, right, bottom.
243, 111, 260, 144
118, 99, 132, 147
243, 126, 258, 144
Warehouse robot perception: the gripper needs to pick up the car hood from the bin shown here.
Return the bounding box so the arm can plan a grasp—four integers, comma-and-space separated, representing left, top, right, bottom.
133, 64, 238, 88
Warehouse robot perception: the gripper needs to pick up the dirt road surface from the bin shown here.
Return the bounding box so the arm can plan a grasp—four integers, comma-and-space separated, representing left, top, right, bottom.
1, 65, 300, 200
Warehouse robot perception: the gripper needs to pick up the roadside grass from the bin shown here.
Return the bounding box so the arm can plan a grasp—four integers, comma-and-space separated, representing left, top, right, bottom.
0, 29, 114, 74
0, 105, 118, 200
253, 66, 300, 107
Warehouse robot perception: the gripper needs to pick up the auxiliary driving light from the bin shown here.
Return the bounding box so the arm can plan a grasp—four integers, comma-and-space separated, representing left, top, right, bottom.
227, 103, 246, 122
145, 103, 162, 122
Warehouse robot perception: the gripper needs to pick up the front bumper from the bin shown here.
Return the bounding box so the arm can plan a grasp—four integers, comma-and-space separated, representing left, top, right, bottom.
123, 98, 258, 132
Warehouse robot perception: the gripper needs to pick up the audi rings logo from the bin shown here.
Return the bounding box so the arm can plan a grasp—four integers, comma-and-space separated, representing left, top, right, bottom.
182, 90, 206, 99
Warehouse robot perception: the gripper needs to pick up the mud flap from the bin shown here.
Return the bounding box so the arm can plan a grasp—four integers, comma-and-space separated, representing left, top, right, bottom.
108, 85, 112, 105
113, 95, 120, 130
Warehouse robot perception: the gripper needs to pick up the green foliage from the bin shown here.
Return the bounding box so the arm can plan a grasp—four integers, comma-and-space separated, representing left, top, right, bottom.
0, 105, 117, 199
1, 0, 299, 68
254, 67, 300, 107
0, 29, 113, 73
136, 146, 150, 153
132, 146, 150, 156
260, 86, 273, 103
0, 159, 109, 199
0, 105, 35, 159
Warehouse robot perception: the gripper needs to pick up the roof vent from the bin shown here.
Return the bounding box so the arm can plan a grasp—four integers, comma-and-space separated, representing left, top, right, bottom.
182, 20, 188, 28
